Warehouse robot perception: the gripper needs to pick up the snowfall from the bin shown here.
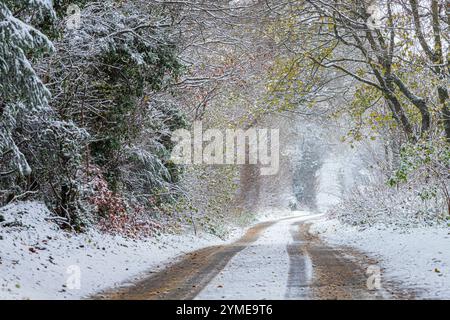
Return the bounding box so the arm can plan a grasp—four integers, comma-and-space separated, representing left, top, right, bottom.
1, 201, 450, 299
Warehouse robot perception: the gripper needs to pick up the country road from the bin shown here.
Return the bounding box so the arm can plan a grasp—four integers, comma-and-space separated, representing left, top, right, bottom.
94, 215, 413, 300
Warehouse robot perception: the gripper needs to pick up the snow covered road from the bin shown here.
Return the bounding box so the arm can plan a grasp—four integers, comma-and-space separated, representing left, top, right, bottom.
196, 216, 313, 299
97, 214, 411, 300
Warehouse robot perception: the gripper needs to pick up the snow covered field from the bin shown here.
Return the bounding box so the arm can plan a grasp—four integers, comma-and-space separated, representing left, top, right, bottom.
0, 201, 246, 300
310, 218, 450, 299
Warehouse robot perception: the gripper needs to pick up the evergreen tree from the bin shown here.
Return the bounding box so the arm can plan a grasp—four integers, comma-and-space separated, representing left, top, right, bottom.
0, 0, 55, 178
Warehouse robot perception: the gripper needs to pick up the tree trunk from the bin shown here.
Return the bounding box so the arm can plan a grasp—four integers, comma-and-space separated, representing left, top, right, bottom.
438, 87, 450, 143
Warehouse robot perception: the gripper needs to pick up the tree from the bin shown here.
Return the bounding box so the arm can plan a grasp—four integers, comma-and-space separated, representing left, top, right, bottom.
266, 0, 449, 142
0, 0, 54, 191
408, 0, 450, 141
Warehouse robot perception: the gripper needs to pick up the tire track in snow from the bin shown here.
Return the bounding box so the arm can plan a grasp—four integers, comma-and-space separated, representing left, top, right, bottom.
285, 221, 313, 299
93, 220, 276, 300
298, 223, 388, 300
93, 214, 408, 300
196, 215, 319, 300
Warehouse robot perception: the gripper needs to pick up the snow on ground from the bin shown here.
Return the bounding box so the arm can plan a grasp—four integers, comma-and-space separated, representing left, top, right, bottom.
0, 201, 248, 300
196, 214, 319, 300
256, 208, 311, 222
310, 218, 450, 299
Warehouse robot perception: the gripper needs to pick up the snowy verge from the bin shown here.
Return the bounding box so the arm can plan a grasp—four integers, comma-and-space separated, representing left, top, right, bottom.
0, 201, 246, 300
310, 218, 450, 299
